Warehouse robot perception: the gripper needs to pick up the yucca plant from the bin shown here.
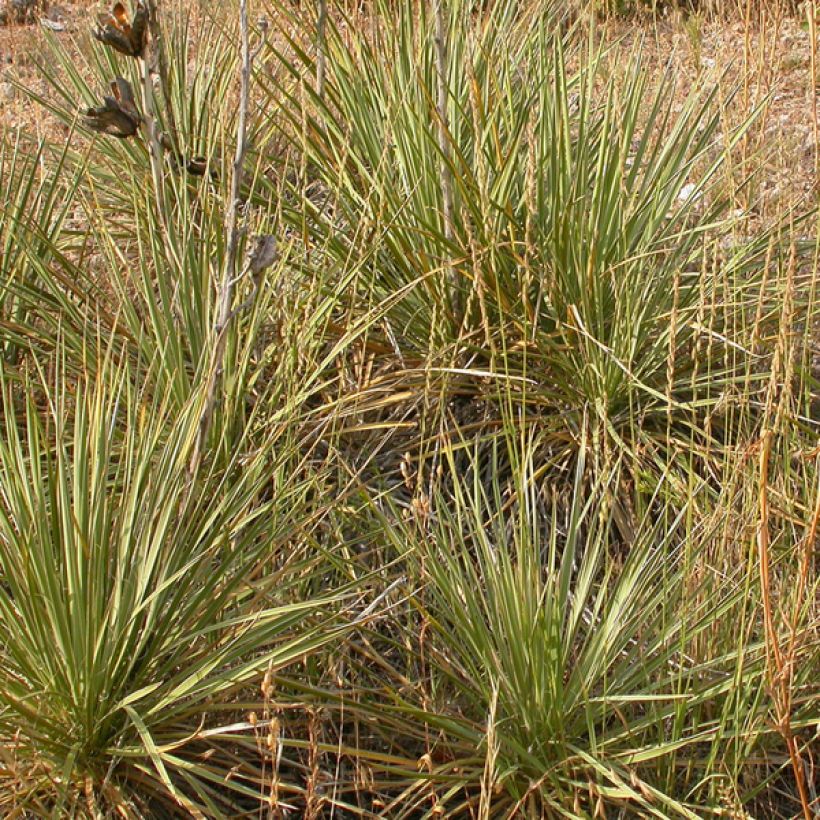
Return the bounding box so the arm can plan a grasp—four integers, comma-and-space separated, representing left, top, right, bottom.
24, 7, 237, 190
262, 0, 545, 352
12, 16, 339, 457
16, 15, 242, 367
347, 430, 780, 817
260, 0, 804, 468
0, 354, 347, 815
3, 2, 815, 817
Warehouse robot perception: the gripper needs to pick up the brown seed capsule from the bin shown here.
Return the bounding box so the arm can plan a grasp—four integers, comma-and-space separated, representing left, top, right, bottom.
185, 156, 211, 177
83, 77, 141, 139
93, 1, 148, 58
246, 235, 278, 275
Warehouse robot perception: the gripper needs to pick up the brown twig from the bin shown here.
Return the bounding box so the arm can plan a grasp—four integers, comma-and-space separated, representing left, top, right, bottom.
189, 6, 266, 477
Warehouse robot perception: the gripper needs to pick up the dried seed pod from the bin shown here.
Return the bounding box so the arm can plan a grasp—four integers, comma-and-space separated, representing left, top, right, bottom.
83, 77, 141, 138
93, 1, 147, 58
169, 152, 219, 180
184, 156, 211, 177
246, 235, 278, 275
129, 1, 147, 53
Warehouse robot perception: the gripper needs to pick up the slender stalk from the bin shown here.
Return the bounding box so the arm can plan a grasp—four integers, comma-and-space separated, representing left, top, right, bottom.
433, 0, 457, 314
139, 42, 167, 217
190, 0, 256, 475
757, 430, 781, 675
145, 0, 179, 153
757, 430, 813, 820
139, 8, 183, 273
809, 1, 818, 176
316, 0, 327, 101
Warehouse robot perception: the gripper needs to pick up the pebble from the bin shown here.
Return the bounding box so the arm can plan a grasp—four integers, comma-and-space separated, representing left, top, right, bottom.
0, 81, 15, 102
678, 182, 703, 203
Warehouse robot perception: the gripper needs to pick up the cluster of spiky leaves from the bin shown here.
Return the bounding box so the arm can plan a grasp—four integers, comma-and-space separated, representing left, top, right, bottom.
0, 0, 817, 816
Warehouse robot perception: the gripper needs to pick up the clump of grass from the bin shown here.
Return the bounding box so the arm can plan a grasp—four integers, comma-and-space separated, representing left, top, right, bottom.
334, 430, 786, 816
0, 133, 87, 364
0, 354, 349, 815
262, 0, 805, 488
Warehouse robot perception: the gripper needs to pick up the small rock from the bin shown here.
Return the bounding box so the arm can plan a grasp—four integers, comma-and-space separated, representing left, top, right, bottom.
0, 81, 16, 102
678, 182, 703, 203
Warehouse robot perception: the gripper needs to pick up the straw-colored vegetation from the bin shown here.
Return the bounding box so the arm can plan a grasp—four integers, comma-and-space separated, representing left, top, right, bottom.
0, 0, 817, 816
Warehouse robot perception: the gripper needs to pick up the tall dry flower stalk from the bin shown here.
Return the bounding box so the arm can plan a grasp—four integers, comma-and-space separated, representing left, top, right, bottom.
190, 6, 273, 476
